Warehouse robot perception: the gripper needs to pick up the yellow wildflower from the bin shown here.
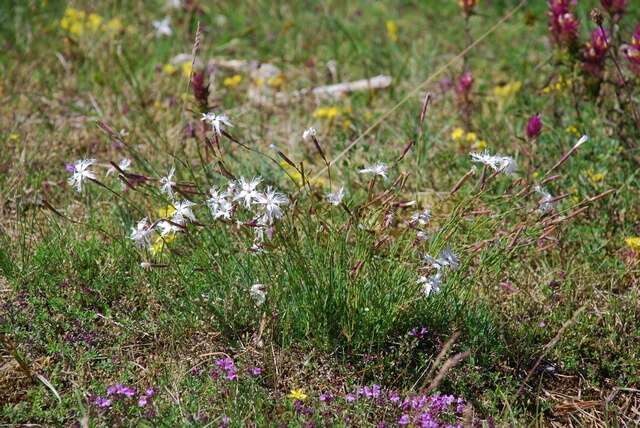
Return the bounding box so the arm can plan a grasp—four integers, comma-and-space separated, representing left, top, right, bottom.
254, 77, 265, 87
87, 13, 103, 32
151, 233, 175, 256
451, 127, 465, 141
386, 20, 398, 43
8, 133, 19, 141
565, 125, 580, 136
181, 62, 193, 78
223, 74, 243, 88
267, 74, 285, 89
313, 106, 340, 120
158, 205, 176, 218
342, 119, 352, 130
69, 21, 85, 36
162, 63, 177, 75
493, 81, 522, 99
586, 169, 606, 184
288, 388, 308, 401
465, 132, 477, 143
104, 18, 123, 34
625, 237, 640, 252
472, 139, 487, 150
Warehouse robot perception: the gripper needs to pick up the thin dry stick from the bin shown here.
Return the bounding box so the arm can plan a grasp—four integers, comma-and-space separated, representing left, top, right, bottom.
517, 305, 587, 397
305, 0, 527, 184
413, 331, 461, 389
427, 350, 471, 393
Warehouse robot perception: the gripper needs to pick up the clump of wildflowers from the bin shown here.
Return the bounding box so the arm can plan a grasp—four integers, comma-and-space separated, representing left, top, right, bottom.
623, 25, 640, 75
548, 0, 579, 47
583, 27, 610, 77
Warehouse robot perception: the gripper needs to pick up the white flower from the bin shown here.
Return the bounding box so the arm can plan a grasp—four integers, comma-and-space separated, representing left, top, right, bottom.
574, 134, 589, 149
166, 0, 181, 8
200, 112, 233, 136
130, 218, 153, 248
534, 185, 555, 214
256, 186, 288, 224
172, 200, 196, 224
160, 167, 176, 199
211, 198, 233, 220
411, 209, 431, 226
156, 220, 180, 236
418, 272, 441, 297
423, 246, 459, 271
470, 151, 517, 175
153, 17, 172, 37
233, 177, 262, 209
250, 283, 266, 306
359, 162, 389, 180
67, 159, 97, 193
107, 158, 132, 176
302, 127, 317, 141
325, 187, 345, 206
416, 231, 429, 241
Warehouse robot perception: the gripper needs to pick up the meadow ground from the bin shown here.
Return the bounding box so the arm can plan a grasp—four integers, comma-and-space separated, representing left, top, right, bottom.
1, 0, 640, 426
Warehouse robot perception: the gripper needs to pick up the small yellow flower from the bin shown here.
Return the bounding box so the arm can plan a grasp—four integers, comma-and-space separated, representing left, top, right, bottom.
181, 62, 193, 78
465, 132, 477, 143
288, 388, 308, 401
162, 63, 177, 75
69, 21, 84, 36
151, 233, 175, 256
87, 13, 103, 31
158, 205, 176, 218
386, 20, 398, 43
313, 106, 340, 120
342, 119, 352, 130
223, 74, 243, 88
625, 237, 640, 252
267, 74, 285, 89
493, 81, 522, 99
586, 169, 606, 184
8, 133, 19, 141
451, 127, 465, 141
565, 125, 580, 136
254, 77, 265, 87
472, 139, 487, 150
104, 18, 123, 33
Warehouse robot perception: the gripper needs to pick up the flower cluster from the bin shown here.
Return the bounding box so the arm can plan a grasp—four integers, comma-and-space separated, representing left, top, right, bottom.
215, 357, 238, 381
91, 384, 155, 411
583, 28, 610, 77
526, 114, 543, 140
547, 0, 579, 46
624, 25, 640, 75
60, 7, 123, 37
418, 247, 459, 296
470, 150, 517, 175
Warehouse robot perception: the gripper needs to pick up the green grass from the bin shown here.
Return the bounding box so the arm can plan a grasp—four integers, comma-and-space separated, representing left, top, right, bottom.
2, 0, 640, 426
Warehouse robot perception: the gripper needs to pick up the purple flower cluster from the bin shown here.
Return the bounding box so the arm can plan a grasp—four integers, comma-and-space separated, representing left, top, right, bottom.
583, 28, 610, 77
92, 384, 155, 411
547, 0, 579, 46
624, 25, 640, 75
397, 394, 465, 427
409, 326, 429, 340
340, 384, 465, 427
215, 357, 238, 381
525, 114, 543, 140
